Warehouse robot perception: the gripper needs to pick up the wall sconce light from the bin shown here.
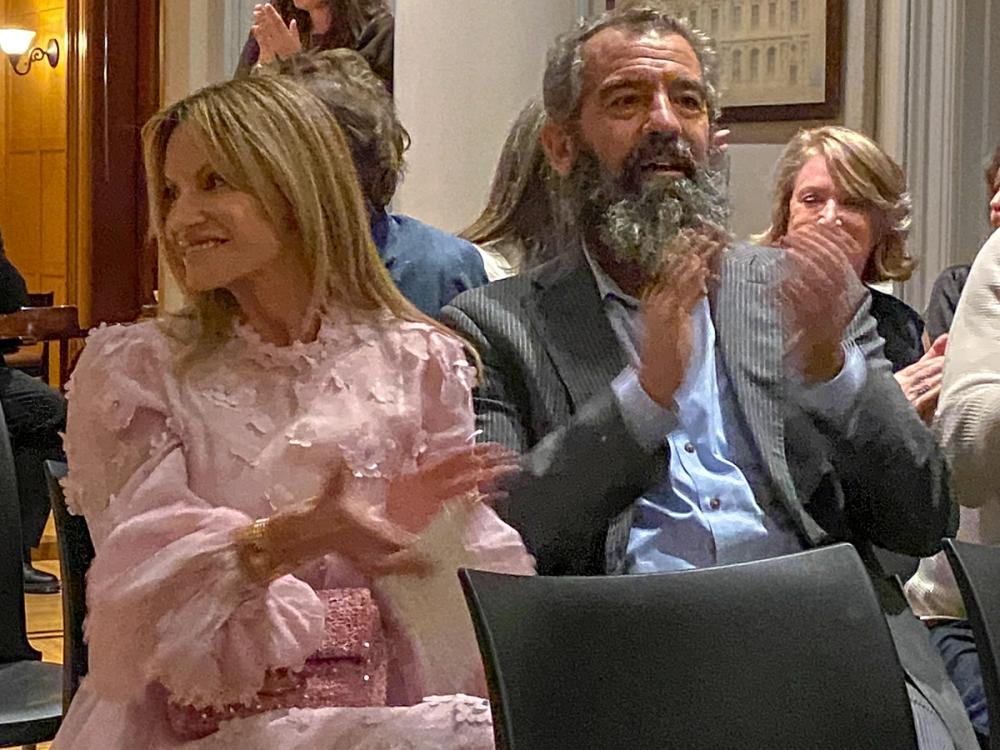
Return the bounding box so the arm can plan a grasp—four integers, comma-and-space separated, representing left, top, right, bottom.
0, 29, 59, 76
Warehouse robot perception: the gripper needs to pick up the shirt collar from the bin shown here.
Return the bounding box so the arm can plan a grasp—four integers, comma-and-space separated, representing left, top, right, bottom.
583, 244, 641, 310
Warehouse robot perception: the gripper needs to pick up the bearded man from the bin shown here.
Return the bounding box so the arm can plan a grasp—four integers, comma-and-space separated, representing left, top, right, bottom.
442, 7, 974, 747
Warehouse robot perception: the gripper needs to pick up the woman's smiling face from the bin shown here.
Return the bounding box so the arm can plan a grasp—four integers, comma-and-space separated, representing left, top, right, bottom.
162, 122, 286, 294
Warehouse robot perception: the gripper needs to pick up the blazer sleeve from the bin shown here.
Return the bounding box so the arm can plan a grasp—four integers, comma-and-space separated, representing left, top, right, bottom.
442, 297, 661, 575
818, 296, 955, 557
934, 230, 1000, 509
440, 301, 533, 454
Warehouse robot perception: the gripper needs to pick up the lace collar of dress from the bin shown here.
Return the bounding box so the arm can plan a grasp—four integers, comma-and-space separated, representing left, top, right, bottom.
230, 310, 393, 373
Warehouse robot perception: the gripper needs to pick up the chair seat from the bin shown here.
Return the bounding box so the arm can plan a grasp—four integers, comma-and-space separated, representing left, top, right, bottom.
0, 660, 62, 746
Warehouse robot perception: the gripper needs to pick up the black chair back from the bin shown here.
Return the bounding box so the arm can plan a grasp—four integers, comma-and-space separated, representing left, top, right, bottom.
0, 404, 62, 746
45, 460, 93, 712
460, 544, 918, 750
943, 539, 1000, 748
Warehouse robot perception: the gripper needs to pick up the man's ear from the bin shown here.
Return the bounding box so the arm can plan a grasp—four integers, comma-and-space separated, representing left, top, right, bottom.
540, 120, 577, 177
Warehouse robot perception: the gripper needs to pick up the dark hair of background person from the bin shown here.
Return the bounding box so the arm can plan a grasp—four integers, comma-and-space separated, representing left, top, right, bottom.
235, 0, 394, 89
461, 99, 558, 272
271, 49, 407, 212
272, 0, 388, 49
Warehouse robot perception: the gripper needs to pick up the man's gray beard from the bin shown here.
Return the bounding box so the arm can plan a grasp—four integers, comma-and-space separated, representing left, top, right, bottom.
556, 146, 730, 276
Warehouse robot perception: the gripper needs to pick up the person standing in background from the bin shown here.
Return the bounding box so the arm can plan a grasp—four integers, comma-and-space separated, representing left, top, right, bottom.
0, 228, 65, 594
906, 227, 1000, 748
924, 145, 1000, 341
236, 0, 394, 90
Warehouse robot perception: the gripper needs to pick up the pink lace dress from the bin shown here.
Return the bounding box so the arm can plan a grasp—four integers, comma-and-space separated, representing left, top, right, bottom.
51, 314, 534, 749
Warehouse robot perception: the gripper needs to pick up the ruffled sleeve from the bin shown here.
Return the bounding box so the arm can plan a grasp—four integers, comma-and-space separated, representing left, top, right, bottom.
63, 323, 326, 708
416, 328, 533, 574
376, 328, 533, 700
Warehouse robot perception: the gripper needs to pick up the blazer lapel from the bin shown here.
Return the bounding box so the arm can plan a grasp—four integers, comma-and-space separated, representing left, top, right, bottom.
526, 252, 627, 411
713, 246, 801, 515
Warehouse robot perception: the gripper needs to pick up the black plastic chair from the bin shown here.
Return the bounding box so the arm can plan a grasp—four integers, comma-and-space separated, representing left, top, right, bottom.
0, 403, 61, 748
460, 544, 918, 750
45, 460, 93, 713
943, 539, 1000, 749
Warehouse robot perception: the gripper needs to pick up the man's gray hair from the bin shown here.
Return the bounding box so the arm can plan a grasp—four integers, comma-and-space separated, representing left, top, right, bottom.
543, 5, 721, 126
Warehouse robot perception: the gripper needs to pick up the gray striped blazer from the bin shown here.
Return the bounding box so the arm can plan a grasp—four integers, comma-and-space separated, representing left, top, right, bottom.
443, 242, 977, 748
443, 242, 953, 576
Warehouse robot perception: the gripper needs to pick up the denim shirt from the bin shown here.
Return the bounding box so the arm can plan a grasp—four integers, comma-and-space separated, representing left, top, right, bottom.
370, 210, 488, 318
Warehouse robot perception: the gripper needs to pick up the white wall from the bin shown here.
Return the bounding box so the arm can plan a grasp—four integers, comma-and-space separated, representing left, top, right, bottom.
392, 0, 581, 233
727, 144, 785, 239
879, 0, 1000, 309
159, 0, 249, 311
162, 0, 233, 105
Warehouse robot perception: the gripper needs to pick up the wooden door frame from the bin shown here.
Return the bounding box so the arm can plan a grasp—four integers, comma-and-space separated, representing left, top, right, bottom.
67, 0, 161, 327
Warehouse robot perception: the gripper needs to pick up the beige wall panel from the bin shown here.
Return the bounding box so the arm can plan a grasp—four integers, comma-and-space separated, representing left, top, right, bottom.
6, 60, 43, 153
4, 6, 65, 151
40, 274, 64, 301
40, 149, 66, 277
8, 0, 61, 15
4, 151, 41, 271
38, 7, 66, 145
2, 0, 67, 299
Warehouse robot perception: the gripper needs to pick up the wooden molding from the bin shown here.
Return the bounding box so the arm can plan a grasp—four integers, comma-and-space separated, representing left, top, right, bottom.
66, 0, 90, 322
66, 0, 161, 327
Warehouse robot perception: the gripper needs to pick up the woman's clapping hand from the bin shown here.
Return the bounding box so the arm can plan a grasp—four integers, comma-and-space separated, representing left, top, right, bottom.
895, 334, 948, 424
252, 3, 302, 64
385, 443, 522, 533
305, 444, 521, 577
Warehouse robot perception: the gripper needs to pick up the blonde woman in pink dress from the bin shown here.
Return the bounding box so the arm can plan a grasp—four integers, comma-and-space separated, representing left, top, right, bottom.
51, 75, 534, 749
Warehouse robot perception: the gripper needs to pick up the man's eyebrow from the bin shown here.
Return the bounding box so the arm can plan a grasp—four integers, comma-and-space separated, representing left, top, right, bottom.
597, 78, 647, 97
669, 77, 708, 97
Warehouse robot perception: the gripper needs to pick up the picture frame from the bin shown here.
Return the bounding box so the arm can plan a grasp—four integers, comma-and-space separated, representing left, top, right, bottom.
603, 0, 844, 124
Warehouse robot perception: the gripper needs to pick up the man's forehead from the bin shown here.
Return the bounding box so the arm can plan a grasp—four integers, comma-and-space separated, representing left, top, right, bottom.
581, 27, 703, 88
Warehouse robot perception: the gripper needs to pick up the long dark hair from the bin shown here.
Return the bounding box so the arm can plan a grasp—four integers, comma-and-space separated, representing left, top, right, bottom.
273, 0, 390, 49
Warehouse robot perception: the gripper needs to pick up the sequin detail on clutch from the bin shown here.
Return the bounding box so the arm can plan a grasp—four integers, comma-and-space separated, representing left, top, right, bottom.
165, 589, 387, 741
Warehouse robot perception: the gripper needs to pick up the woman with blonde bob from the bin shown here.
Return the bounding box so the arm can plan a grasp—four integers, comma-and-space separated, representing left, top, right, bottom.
760, 125, 946, 423
53, 75, 532, 749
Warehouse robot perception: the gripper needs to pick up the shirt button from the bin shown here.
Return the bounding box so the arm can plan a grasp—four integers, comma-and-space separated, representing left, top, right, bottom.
684, 442, 695, 454
709, 498, 721, 510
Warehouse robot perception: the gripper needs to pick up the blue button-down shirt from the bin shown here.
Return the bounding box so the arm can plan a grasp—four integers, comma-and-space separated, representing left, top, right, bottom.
584, 252, 866, 573
371, 210, 488, 318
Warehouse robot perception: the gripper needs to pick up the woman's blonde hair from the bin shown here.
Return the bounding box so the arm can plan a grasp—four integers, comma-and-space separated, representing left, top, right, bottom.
758, 126, 915, 283
142, 75, 457, 361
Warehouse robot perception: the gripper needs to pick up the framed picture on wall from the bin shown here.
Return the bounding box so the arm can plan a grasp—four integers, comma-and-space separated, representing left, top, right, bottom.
603, 0, 844, 123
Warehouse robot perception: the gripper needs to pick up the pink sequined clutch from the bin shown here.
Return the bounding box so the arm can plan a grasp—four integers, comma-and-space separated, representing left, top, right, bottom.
166, 588, 388, 741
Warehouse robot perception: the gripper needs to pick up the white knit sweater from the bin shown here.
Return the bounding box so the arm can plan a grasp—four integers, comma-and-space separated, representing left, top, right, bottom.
905, 228, 1000, 618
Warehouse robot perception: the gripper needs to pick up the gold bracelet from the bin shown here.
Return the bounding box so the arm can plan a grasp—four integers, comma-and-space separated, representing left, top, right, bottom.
234, 518, 290, 586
